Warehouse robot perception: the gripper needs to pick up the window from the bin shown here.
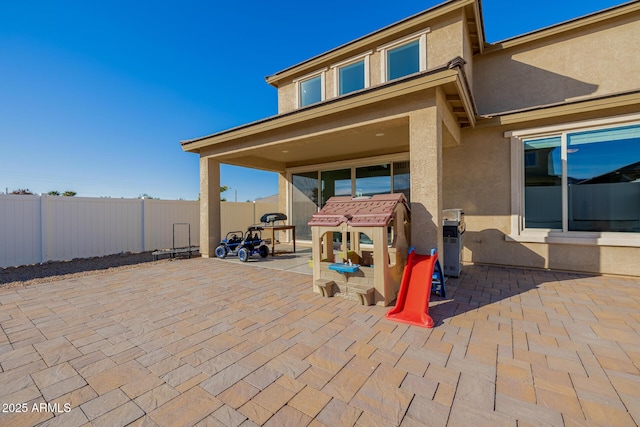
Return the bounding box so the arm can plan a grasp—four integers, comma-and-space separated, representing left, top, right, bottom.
292, 172, 319, 241
524, 136, 562, 229
566, 125, 640, 232
509, 116, 640, 244
339, 60, 365, 95
289, 158, 411, 241
378, 29, 429, 83
332, 52, 371, 96
393, 161, 411, 203
321, 169, 351, 206
387, 40, 420, 81
296, 71, 325, 108
300, 76, 321, 107
355, 164, 391, 197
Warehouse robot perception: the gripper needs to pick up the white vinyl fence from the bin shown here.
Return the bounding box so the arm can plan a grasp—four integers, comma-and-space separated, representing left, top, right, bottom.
0, 195, 278, 268
219, 201, 280, 236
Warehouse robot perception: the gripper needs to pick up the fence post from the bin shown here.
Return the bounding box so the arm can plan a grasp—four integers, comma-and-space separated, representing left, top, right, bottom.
40, 195, 47, 263
141, 198, 146, 252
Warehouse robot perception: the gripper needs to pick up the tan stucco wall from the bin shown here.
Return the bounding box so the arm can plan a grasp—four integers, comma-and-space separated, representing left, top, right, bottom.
276, 11, 466, 114
409, 90, 443, 256
426, 12, 464, 75
474, 11, 640, 115
443, 106, 640, 276
278, 84, 296, 114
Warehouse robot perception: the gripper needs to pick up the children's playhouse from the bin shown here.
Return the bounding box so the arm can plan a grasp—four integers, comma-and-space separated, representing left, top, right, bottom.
307, 193, 411, 306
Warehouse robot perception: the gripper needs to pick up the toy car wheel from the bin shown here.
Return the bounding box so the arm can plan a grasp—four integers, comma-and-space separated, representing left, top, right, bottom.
238, 247, 249, 262
215, 245, 227, 259
258, 245, 269, 258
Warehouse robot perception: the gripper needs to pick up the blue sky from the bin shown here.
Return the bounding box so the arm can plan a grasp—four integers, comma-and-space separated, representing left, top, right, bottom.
0, 0, 624, 201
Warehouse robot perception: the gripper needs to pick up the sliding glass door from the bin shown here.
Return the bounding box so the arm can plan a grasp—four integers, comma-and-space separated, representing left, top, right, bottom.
291, 160, 411, 240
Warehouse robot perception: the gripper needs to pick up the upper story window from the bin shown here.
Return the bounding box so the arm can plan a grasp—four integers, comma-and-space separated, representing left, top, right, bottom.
331, 52, 371, 97
296, 70, 326, 108
378, 29, 429, 83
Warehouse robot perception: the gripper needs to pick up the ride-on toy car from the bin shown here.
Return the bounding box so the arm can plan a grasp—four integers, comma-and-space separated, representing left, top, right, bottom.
215, 227, 269, 262
237, 226, 270, 262
214, 231, 243, 259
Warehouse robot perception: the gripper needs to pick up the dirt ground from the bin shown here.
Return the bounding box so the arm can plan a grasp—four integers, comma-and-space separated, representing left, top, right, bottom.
0, 252, 199, 289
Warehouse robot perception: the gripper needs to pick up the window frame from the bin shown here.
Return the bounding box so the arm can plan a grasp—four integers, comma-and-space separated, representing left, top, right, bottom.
330, 51, 372, 97
295, 69, 327, 108
506, 113, 640, 247
377, 29, 430, 83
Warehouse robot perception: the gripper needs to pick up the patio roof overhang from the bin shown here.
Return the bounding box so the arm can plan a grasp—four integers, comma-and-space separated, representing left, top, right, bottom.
181, 58, 476, 173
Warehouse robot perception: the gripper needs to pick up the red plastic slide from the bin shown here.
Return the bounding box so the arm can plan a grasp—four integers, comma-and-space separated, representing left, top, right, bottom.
386, 249, 436, 328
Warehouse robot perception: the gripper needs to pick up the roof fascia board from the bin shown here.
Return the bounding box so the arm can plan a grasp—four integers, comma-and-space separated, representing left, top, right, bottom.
476, 91, 640, 128
454, 77, 476, 127
483, 1, 640, 54
265, 0, 474, 86
472, 0, 487, 52
183, 69, 459, 152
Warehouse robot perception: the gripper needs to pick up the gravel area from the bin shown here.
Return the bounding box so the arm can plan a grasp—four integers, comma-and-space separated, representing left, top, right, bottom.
0, 252, 200, 289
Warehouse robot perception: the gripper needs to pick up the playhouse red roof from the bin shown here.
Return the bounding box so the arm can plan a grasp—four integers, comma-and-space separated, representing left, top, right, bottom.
308, 193, 409, 227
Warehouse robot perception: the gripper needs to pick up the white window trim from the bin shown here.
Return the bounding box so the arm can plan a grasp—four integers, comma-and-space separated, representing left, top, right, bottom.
330, 51, 372, 97
294, 68, 327, 108
377, 28, 430, 83
506, 112, 640, 248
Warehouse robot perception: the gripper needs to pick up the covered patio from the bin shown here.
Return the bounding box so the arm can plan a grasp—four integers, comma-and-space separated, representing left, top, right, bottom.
182, 60, 474, 265
1, 258, 639, 426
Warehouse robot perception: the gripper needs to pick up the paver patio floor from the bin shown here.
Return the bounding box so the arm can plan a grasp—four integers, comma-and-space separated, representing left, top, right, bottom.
0, 258, 639, 426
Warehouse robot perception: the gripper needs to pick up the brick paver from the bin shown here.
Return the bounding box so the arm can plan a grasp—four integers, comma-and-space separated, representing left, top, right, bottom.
0, 258, 639, 426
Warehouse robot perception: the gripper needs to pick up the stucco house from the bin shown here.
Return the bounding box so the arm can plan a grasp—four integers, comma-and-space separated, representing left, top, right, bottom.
182, 0, 640, 277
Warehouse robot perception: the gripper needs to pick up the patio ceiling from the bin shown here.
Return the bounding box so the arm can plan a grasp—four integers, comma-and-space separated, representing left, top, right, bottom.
212, 116, 410, 171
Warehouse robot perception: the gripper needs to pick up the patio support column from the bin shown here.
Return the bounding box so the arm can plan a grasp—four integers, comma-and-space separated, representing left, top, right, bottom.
409, 99, 443, 257
200, 156, 221, 258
